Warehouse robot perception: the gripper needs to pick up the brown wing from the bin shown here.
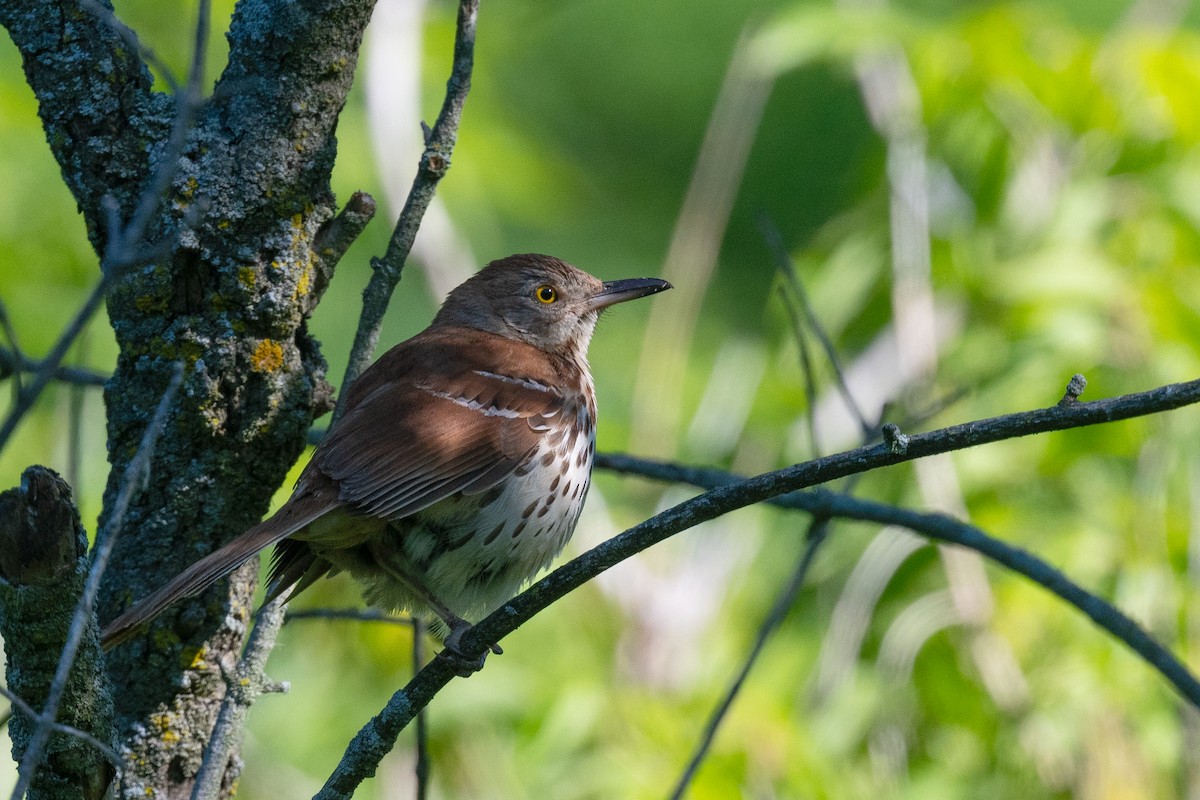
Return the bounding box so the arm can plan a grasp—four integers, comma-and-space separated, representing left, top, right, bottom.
312, 327, 567, 521
102, 327, 565, 648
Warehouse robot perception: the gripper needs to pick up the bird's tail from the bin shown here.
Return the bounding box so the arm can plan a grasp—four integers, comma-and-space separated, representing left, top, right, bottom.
101, 487, 336, 649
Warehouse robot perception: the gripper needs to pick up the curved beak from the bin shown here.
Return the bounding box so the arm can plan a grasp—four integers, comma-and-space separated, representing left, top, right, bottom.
586, 277, 673, 312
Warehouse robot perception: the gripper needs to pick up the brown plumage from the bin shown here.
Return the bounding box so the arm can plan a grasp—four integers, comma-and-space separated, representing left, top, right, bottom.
101, 254, 671, 659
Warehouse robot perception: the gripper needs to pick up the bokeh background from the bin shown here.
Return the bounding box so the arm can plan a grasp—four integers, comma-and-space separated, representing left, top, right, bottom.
5, 0, 1200, 796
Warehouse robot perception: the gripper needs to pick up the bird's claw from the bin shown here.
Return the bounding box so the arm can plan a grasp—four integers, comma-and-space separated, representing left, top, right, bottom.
438, 623, 502, 677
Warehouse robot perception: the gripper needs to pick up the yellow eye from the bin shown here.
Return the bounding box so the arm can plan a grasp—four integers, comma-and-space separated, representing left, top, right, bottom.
535, 285, 557, 304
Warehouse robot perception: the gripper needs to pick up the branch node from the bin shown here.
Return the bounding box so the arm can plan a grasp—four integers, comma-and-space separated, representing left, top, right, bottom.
1059, 373, 1088, 406
882, 423, 909, 454
422, 148, 449, 177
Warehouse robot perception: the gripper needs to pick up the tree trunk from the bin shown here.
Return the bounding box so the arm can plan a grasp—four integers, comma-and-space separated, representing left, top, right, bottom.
0, 0, 377, 795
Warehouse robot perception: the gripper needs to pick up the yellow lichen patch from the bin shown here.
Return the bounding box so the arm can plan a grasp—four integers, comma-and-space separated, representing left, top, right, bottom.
187, 645, 209, 670
237, 266, 256, 288
297, 262, 311, 296
161, 730, 180, 745
250, 339, 284, 373
149, 712, 172, 732
217, 219, 230, 230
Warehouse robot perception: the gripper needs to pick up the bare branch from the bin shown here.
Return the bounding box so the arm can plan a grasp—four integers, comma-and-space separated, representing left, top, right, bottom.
0, 299, 24, 399
338, 0, 479, 403
0, 466, 115, 798
308, 191, 379, 314
0, 346, 108, 389
413, 618, 430, 800
776, 284, 823, 456
761, 213, 873, 438
0, 279, 109, 454
668, 519, 830, 800
598, 374, 1200, 490
191, 598, 289, 800
317, 375, 1200, 795
796, 491, 1200, 704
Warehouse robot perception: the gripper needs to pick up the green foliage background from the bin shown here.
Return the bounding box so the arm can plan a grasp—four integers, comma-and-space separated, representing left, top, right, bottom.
4, 0, 1200, 797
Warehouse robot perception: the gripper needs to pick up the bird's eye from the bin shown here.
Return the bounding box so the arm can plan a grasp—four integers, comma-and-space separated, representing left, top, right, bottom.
535, 285, 557, 304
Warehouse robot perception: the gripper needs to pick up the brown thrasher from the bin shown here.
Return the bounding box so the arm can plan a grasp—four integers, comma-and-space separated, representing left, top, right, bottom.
101, 254, 670, 665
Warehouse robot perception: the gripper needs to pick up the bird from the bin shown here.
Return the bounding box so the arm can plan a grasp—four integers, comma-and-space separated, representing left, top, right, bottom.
101, 254, 671, 667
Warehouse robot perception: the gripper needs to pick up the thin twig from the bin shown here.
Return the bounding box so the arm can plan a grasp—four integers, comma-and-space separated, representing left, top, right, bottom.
337, 0, 479, 404
316, 376, 1200, 796
0, 279, 110, 454
668, 284, 854, 794
669, 342, 877, 798
595, 374, 1200, 491
668, 519, 829, 800
0, 299, 24, 399
191, 598, 289, 800
777, 284, 822, 456
67, 337, 89, 496
413, 618, 430, 800
760, 214, 873, 437
0, 686, 122, 770
11, 362, 183, 800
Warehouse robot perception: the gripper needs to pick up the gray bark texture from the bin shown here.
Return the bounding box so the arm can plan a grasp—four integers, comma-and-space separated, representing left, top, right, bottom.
0, 0, 378, 795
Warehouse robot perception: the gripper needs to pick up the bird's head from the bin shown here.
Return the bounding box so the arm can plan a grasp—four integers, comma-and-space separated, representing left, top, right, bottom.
433, 254, 671, 357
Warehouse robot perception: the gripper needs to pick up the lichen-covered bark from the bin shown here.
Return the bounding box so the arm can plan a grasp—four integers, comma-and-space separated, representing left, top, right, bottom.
1, 0, 377, 796
0, 467, 115, 800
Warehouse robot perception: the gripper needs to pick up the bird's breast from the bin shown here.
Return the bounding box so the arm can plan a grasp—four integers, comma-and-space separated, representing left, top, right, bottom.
382, 397, 596, 621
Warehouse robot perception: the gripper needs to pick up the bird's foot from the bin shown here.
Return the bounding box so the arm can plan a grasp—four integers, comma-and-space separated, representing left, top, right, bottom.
438, 621, 503, 677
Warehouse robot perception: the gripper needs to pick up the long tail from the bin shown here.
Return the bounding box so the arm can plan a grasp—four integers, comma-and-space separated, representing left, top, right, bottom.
101, 487, 337, 649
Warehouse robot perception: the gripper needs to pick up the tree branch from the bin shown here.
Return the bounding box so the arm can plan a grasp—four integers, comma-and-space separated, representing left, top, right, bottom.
668, 518, 830, 800
595, 375, 1200, 491
338, 0, 480, 399
0, 347, 108, 389
0, 467, 115, 800
190, 598, 289, 800
316, 374, 1200, 795
89, 4, 375, 794
11, 363, 181, 800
